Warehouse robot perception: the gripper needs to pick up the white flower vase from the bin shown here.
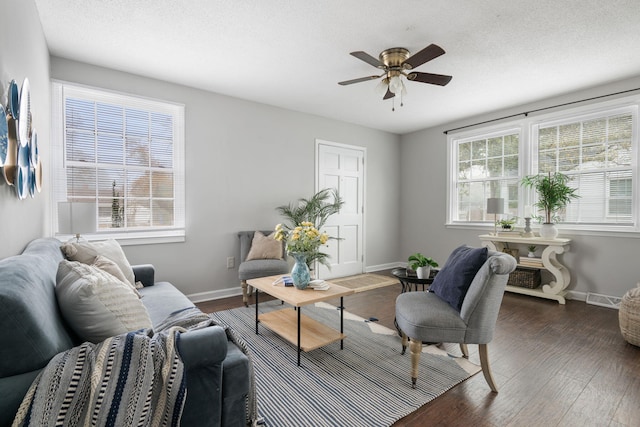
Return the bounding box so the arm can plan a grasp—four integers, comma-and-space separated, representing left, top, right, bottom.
416, 266, 431, 279
539, 223, 559, 239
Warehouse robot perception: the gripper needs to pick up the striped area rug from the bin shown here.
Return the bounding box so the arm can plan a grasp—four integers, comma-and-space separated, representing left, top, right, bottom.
212, 300, 480, 426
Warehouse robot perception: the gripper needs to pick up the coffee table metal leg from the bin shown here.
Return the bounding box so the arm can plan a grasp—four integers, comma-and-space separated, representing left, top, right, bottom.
340, 296, 344, 350
255, 289, 259, 334
297, 306, 301, 366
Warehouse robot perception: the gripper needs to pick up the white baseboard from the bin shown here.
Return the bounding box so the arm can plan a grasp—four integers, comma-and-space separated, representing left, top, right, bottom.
365, 262, 404, 273
187, 286, 243, 303
566, 290, 587, 302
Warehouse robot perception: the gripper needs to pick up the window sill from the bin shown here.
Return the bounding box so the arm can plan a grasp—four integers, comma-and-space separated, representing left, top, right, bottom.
445, 222, 640, 239
55, 229, 186, 246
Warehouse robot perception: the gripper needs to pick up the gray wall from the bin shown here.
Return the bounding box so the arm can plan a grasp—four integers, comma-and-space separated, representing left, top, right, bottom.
400, 75, 640, 300
0, 0, 51, 257
50, 57, 401, 299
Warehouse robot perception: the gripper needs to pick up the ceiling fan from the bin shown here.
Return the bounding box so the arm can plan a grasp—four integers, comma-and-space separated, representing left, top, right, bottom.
338, 43, 452, 109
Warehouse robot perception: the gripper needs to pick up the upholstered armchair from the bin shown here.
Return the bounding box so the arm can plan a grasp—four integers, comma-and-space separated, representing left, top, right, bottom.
238, 230, 289, 306
395, 246, 516, 392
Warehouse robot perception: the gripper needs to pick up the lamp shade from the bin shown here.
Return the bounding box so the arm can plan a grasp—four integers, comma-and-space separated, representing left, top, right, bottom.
58, 202, 97, 236
486, 198, 505, 215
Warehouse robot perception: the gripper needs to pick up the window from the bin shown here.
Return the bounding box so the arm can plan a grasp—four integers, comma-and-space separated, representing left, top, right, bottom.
534, 110, 634, 225
451, 128, 521, 222
52, 82, 185, 242
448, 99, 639, 233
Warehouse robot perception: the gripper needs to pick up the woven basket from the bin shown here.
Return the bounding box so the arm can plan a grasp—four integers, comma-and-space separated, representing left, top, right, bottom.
507, 267, 541, 289
619, 285, 640, 347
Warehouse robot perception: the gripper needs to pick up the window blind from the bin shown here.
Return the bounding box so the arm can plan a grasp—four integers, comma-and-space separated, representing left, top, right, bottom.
534, 110, 634, 224
52, 82, 185, 240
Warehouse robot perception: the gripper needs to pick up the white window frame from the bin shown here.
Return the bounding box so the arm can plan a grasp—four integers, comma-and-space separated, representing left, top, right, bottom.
447, 94, 640, 236
50, 81, 186, 245
447, 126, 524, 225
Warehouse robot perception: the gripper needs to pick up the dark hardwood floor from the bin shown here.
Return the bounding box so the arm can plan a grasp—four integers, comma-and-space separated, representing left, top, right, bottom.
196, 276, 640, 427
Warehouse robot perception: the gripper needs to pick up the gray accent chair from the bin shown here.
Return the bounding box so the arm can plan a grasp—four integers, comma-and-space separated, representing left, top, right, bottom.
238, 231, 289, 306
395, 249, 516, 392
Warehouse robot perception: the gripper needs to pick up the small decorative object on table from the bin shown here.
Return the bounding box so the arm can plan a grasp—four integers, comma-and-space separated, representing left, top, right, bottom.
502, 247, 519, 259
507, 267, 541, 289
527, 245, 537, 257
497, 217, 518, 231
407, 253, 439, 279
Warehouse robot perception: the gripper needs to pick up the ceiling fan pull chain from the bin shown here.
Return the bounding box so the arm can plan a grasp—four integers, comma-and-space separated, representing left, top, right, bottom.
392, 97, 395, 112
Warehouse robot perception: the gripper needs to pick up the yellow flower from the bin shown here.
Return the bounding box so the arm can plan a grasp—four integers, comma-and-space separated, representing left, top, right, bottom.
320, 233, 328, 244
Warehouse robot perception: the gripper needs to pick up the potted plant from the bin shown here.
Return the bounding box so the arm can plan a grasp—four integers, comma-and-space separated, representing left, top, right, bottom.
497, 217, 518, 231
527, 245, 537, 257
408, 253, 439, 279
275, 188, 344, 268
521, 172, 580, 239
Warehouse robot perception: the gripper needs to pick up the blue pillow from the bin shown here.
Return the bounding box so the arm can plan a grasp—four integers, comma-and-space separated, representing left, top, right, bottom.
429, 245, 488, 312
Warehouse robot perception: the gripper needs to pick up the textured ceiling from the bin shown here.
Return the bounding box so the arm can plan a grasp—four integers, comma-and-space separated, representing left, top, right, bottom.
33, 0, 640, 134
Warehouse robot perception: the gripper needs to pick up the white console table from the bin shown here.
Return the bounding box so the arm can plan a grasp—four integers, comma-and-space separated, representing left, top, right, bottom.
479, 234, 571, 304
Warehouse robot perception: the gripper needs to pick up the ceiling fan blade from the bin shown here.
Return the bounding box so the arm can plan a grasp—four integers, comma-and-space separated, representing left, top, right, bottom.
383, 88, 395, 100
402, 44, 445, 70
407, 72, 453, 86
350, 51, 384, 68
338, 75, 382, 86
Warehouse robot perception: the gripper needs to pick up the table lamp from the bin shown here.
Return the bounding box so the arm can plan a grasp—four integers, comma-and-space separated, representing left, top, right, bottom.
486, 198, 504, 236
58, 202, 97, 242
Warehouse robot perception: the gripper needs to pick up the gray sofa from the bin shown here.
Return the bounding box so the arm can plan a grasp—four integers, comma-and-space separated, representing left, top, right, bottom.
0, 238, 251, 427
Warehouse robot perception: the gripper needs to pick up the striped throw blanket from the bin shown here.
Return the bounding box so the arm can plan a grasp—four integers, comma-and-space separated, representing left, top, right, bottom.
13, 327, 187, 427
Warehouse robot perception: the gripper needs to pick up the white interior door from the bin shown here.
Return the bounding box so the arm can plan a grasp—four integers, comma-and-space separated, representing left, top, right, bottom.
316, 140, 365, 279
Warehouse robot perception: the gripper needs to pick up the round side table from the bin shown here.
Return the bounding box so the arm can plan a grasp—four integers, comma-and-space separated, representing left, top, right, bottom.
391, 267, 437, 293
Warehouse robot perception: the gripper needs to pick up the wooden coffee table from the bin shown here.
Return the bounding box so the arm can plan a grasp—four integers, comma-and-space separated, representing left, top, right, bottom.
247, 275, 355, 366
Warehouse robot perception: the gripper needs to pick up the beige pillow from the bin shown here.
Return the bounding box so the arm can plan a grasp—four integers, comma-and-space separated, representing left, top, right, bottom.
245, 231, 283, 261
93, 255, 141, 298
55, 260, 152, 343
61, 239, 135, 288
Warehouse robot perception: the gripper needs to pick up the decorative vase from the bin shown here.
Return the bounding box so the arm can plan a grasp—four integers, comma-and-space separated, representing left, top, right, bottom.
416, 266, 431, 279
290, 252, 311, 290
528, 251, 536, 258
539, 223, 559, 239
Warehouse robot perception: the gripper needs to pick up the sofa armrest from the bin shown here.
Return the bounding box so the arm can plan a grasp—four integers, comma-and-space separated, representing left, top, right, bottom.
132, 264, 155, 287
177, 325, 228, 366
178, 326, 230, 427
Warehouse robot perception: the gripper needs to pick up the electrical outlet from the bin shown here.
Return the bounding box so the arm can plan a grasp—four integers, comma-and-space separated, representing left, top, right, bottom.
226, 257, 235, 269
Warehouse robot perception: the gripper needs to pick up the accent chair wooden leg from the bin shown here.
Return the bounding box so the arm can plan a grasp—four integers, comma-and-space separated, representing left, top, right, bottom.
409, 338, 422, 389
241, 280, 249, 307
401, 332, 408, 355
460, 343, 469, 358
479, 343, 499, 393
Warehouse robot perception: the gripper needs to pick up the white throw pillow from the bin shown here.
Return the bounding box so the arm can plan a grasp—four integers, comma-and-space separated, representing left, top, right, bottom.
55, 260, 152, 343
92, 255, 141, 298
60, 239, 136, 288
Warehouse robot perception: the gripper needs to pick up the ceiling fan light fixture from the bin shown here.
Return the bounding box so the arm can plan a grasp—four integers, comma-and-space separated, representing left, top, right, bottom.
388, 75, 403, 94
375, 77, 390, 96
